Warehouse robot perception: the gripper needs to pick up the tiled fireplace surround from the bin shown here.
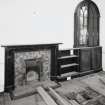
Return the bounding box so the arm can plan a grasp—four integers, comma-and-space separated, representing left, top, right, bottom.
14, 50, 51, 88
3, 43, 60, 92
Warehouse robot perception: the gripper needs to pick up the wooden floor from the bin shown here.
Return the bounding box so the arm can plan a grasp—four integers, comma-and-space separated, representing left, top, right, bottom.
2, 71, 105, 105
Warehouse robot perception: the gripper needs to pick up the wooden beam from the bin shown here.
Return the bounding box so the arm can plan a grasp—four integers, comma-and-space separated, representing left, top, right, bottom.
69, 100, 80, 105
57, 91, 80, 105
48, 87, 72, 105
35, 94, 46, 105
36, 87, 57, 105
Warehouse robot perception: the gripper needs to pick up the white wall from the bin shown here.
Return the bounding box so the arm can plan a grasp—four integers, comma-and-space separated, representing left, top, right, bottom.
0, 0, 105, 92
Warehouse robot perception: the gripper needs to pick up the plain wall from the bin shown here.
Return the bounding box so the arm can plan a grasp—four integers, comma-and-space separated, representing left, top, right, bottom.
0, 0, 105, 92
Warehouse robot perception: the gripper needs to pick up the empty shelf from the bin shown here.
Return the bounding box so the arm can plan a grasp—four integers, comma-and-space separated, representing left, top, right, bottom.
58, 55, 78, 59
60, 71, 78, 77
61, 63, 79, 68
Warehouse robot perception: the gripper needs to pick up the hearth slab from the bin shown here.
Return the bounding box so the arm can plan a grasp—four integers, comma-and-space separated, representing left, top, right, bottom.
11, 81, 60, 100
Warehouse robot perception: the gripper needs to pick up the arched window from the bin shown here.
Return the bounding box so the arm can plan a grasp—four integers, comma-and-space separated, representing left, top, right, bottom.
74, 0, 100, 47
79, 5, 88, 45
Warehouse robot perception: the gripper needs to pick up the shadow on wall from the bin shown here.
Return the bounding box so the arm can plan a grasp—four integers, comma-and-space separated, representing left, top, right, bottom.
0, 63, 4, 92
102, 51, 105, 71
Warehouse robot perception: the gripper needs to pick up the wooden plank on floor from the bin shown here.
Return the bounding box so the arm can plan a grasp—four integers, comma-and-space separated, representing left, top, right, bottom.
69, 100, 80, 105
57, 91, 81, 105
36, 87, 57, 105
48, 87, 72, 105
35, 94, 46, 105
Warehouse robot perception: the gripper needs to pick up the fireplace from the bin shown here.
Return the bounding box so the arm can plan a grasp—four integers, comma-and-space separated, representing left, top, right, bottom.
26, 70, 39, 82
14, 50, 51, 88
3, 43, 61, 92
25, 58, 43, 83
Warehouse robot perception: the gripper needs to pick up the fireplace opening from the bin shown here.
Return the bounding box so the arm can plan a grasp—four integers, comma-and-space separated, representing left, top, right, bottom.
25, 58, 43, 84
26, 68, 39, 82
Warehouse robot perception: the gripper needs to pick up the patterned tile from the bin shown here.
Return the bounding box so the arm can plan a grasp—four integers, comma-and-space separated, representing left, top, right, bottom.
14, 50, 51, 88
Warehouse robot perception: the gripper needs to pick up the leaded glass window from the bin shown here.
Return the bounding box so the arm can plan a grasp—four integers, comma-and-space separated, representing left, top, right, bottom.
74, 0, 100, 47
79, 6, 88, 45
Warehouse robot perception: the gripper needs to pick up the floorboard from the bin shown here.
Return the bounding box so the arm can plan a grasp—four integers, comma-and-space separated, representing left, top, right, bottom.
36, 87, 57, 105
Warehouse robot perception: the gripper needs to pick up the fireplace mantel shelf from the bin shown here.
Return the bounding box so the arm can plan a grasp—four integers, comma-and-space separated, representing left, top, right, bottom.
1, 43, 62, 48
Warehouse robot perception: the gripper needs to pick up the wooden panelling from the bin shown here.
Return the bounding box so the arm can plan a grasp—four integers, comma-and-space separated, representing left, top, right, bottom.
79, 47, 102, 72
96, 47, 102, 69
80, 49, 91, 72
